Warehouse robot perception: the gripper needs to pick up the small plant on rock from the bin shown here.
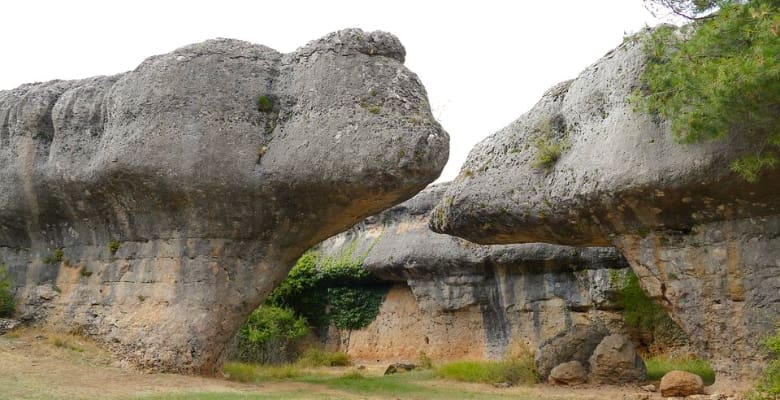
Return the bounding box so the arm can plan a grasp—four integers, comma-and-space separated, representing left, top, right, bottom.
257, 95, 273, 113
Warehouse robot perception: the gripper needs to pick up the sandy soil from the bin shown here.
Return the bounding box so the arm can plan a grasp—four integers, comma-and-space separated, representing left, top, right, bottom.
0, 328, 748, 400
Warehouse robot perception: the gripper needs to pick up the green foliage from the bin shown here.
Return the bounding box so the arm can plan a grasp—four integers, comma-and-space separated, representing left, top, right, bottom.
636, 0, 780, 181
326, 286, 386, 331
257, 95, 273, 113
296, 348, 351, 367
264, 238, 387, 332
231, 305, 309, 365
645, 356, 716, 384
0, 265, 15, 318
616, 270, 677, 331
43, 248, 64, 265
749, 326, 780, 399
108, 240, 120, 256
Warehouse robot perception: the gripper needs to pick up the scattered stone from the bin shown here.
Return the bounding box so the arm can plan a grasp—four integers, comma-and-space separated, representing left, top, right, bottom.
588, 334, 646, 384
641, 384, 657, 392
384, 363, 416, 375
622, 394, 650, 400
356, 365, 366, 370
0, 318, 19, 335
549, 360, 588, 385
492, 382, 511, 388
687, 395, 710, 400
710, 394, 728, 400
659, 370, 704, 397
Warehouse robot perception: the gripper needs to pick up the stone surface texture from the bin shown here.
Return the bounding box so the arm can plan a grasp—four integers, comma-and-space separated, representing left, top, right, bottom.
316, 182, 630, 378
659, 370, 705, 397
588, 334, 646, 384
548, 360, 588, 385
430, 30, 779, 376
0, 29, 448, 373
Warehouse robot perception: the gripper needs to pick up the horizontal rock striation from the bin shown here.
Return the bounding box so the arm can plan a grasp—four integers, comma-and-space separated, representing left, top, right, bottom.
317, 183, 631, 377
0, 29, 449, 373
430, 32, 779, 376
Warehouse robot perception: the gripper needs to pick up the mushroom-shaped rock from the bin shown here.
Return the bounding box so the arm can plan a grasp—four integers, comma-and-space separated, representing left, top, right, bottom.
430, 31, 779, 377
316, 182, 630, 372
659, 370, 705, 397
588, 334, 646, 384
0, 29, 448, 373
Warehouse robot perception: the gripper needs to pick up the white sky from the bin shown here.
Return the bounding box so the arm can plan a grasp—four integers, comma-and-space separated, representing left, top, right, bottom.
0, 0, 663, 182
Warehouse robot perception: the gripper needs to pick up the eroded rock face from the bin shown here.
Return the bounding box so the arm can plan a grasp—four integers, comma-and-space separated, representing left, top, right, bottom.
430, 32, 779, 376
0, 29, 448, 373
317, 183, 630, 377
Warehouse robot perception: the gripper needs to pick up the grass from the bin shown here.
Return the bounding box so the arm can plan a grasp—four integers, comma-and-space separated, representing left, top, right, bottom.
50, 335, 85, 353
645, 356, 715, 385
435, 359, 538, 385
223, 362, 303, 382
296, 349, 351, 367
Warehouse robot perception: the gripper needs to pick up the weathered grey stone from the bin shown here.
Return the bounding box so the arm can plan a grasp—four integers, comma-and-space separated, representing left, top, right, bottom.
660, 370, 704, 397
548, 360, 588, 385
430, 29, 779, 377
588, 334, 646, 384
316, 183, 630, 377
0, 318, 19, 334
0, 29, 448, 373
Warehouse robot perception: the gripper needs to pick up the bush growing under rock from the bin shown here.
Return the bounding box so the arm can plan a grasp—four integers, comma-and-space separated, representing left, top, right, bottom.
228, 305, 309, 364
0, 265, 14, 318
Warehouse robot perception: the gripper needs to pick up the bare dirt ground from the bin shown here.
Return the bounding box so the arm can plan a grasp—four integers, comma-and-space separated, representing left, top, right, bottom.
0, 328, 747, 400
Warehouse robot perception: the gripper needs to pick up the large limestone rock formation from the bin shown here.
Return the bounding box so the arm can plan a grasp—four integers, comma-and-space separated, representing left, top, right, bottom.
0, 29, 448, 373
316, 183, 631, 378
430, 32, 779, 376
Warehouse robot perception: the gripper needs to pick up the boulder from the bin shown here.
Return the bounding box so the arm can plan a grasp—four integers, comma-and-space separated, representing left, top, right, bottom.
384, 362, 416, 375
315, 182, 629, 372
548, 360, 588, 385
660, 370, 704, 397
430, 28, 779, 377
0, 29, 448, 372
588, 334, 646, 384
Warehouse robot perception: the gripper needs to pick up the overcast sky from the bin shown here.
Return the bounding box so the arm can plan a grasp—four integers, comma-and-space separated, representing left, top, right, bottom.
1, 1, 663, 181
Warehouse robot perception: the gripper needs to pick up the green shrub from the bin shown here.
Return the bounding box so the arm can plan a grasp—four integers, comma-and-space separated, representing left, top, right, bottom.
614, 270, 687, 350
645, 356, 715, 384
108, 240, 120, 256
265, 240, 388, 332
531, 116, 569, 170
749, 327, 780, 400
0, 265, 15, 318
229, 305, 309, 364
636, 0, 780, 181
296, 348, 351, 367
